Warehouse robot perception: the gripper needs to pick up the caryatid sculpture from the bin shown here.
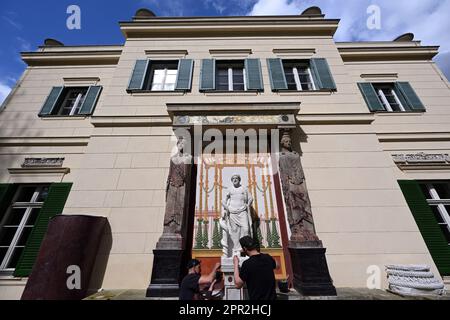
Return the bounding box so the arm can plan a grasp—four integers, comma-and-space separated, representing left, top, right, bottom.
159, 136, 193, 247
279, 130, 320, 244
220, 174, 254, 257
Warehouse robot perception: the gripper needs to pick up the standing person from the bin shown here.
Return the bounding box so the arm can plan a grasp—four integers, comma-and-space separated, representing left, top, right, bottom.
233, 236, 277, 300
179, 259, 221, 300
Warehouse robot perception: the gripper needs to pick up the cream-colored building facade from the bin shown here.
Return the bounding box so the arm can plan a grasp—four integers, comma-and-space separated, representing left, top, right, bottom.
1, 9, 450, 299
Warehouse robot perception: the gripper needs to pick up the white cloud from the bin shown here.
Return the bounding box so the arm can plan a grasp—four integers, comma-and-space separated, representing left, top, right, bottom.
0, 82, 12, 106
247, 0, 450, 80
16, 37, 31, 52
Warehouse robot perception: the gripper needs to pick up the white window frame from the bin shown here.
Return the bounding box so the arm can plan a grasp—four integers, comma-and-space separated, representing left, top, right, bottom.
0, 185, 47, 271
225, 67, 247, 91
289, 65, 316, 91
151, 67, 178, 91
376, 86, 406, 112
425, 183, 450, 243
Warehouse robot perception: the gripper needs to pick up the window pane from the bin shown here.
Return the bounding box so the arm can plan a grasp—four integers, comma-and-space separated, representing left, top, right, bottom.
3, 208, 27, 226
439, 225, 450, 244
434, 183, 450, 199
36, 186, 49, 203
0, 227, 18, 246
6, 247, 24, 269
0, 247, 7, 264
163, 83, 175, 91
283, 68, 297, 90
430, 206, 445, 223
165, 74, 178, 85
420, 184, 431, 199
216, 68, 229, 90
26, 208, 41, 226
16, 186, 36, 202
17, 227, 33, 246
151, 84, 163, 91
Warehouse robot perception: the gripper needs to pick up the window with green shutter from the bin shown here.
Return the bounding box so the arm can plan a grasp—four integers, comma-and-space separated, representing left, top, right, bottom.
13, 183, 72, 277
267, 58, 336, 91
398, 180, 450, 276
127, 59, 194, 92
38, 86, 102, 117
310, 58, 337, 90
358, 82, 426, 113
200, 59, 263, 92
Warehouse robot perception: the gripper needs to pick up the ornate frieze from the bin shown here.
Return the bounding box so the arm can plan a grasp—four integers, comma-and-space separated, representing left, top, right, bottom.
174, 114, 295, 126
392, 153, 450, 170
392, 153, 450, 164
21, 157, 65, 168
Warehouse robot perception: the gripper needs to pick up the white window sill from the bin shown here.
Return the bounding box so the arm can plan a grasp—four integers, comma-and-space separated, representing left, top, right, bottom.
40, 116, 88, 120
128, 91, 186, 96
374, 111, 425, 116
203, 91, 260, 96
276, 90, 333, 96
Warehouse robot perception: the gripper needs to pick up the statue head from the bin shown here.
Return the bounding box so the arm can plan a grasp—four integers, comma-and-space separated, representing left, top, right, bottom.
280, 131, 292, 151
176, 136, 186, 154
231, 174, 241, 188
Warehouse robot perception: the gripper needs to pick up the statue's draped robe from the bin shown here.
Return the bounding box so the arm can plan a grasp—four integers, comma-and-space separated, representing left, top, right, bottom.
221, 186, 253, 256
279, 150, 318, 242
163, 156, 191, 235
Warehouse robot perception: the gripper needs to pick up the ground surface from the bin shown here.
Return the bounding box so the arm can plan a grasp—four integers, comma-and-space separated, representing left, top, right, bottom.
85, 288, 450, 300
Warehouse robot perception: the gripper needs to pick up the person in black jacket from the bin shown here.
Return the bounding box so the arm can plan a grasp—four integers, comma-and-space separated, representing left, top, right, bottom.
233, 236, 277, 300
179, 259, 221, 300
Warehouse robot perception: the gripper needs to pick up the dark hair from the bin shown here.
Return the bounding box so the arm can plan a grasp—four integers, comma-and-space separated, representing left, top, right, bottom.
186, 259, 201, 269
239, 236, 257, 251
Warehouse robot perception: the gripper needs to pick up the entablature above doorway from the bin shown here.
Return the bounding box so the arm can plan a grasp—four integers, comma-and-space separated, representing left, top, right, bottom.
167, 102, 300, 128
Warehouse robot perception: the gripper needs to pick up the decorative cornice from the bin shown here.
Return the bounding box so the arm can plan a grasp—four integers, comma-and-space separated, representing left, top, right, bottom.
209, 49, 253, 57
144, 49, 188, 59
166, 102, 301, 114
0, 137, 89, 146
297, 113, 375, 125
120, 16, 339, 38
8, 167, 71, 175
21, 50, 122, 66
338, 45, 440, 62
378, 132, 450, 142
90, 115, 172, 127
272, 48, 316, 58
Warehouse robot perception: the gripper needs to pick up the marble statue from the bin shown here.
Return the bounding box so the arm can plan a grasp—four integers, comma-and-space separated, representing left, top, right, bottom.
278, 130, 320, 243
220, 174, 254, 257
159, 137, 192, 247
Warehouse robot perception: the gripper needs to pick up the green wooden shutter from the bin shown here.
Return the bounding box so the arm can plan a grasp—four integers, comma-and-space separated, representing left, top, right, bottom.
358, 82, 385, 112
200, 59, 215, 91
175, 59, 194, 91
310, 58, 337, 90
267, 58, 288, 91
395, 82, 426, 112
14, 183, 72, 277
0, 184, 17, 224
244, 58, 264, 91
38, 87, 64, 117
398, 180, 450, 276
127, 60, 150, 92
78, 86, 102, 115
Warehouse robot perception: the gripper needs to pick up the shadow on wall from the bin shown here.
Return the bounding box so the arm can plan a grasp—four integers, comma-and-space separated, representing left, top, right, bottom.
87, 220, 112, 296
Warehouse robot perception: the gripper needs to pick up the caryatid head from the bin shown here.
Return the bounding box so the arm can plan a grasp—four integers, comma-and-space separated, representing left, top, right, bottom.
280, 131, 292, 151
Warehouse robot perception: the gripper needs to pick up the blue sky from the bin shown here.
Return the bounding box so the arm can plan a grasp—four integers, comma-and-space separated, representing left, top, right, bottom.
1, 0, 450, 104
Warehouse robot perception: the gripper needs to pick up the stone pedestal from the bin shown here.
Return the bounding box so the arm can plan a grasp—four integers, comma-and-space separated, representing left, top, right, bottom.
221, 257, 248, 300
288, 243, 337, 296
146, 249, 184, 297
